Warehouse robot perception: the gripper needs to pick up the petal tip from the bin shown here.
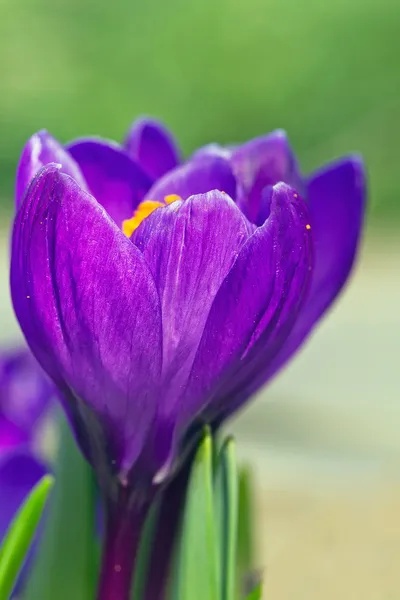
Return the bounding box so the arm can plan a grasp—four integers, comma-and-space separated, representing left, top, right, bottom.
271, 180, 303, 201
271, 128, 289, 141
347, 153, 366, 188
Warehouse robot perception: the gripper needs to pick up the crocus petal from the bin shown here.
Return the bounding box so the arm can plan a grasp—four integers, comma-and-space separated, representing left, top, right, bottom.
260, 156, 365, 379
15, 130, 87, 208
305, 156, 365, 316
182, 183, 312, 423
130, 191, 253, 475
67, 138, 152, 229
230, 130, 304, 223
124, 118, 180, 181
11, 165, 162, 480
143, 155, 237, 203
132, 191, 252, 390
0, 449, 47, 544
191, 143, 232, 161
216, 158, 365, 422
0, 349, 53, 437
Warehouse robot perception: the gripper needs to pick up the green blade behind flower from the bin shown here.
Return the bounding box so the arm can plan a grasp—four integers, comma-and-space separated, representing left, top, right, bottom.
174, 428, 219, 600
0, 474, 53, 600
24, 412, 97, 600
237, 466, 254, 577
215, 437, 238, 600
244, 582, 262, 600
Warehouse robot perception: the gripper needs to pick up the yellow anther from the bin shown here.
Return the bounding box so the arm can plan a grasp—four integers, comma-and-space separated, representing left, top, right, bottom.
122, 200, 164, 237
164, 194, 182, 204
305, 224, 311, 230
122, 195, 183, 237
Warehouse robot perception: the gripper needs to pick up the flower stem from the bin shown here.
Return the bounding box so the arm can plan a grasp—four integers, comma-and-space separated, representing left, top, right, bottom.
97, 486, 147, 600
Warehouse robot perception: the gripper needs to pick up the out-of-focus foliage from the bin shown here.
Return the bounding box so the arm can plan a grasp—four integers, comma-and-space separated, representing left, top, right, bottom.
24, 415, 97, 600
0, 0, 398, 220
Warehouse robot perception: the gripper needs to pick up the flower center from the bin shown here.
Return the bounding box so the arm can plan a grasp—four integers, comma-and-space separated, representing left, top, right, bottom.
122, 194, 182, 237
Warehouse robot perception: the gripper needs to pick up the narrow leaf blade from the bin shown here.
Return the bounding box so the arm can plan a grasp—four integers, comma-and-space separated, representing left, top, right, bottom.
175, 429, 219, 600
0, 474, 53, 600
237, 466, 254, 574
245, 582, 262, 600
215, 437, 238, 600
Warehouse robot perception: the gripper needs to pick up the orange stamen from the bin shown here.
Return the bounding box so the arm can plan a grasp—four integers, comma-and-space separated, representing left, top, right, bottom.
164, 194, 182, 204
122, 194, 182, 237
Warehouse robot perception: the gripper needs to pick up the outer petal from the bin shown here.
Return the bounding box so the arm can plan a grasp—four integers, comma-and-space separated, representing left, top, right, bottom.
67, 138, 152, 229
0, 449, 47, 545
217, 157, 365, 423
124, 117, 180, 181
182, 183, 313, 422
191, 143, 232, 161
15, 130, 87, 208
11, 165, 162, 480
262, 157, 365, 377
230, 130, 304, 223
143, 155, 237, 203
131, 192, 253, 475
305, 156, 365, 316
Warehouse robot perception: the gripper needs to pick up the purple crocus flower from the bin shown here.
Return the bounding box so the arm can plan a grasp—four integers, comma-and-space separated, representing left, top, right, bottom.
11, 118, 365, 599
0, 348, 53, 584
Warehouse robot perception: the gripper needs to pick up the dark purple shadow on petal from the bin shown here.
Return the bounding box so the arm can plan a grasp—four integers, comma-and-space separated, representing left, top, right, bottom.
143, 456, 192, 600
124, 117, 180, 181
67, 138, 152, 228
144, 155, 237, 203
15, 130, 87, 208
231, 130, 304, 223
11, 165, 162, 487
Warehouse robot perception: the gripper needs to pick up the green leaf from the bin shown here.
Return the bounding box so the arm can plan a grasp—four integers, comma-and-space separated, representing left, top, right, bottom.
244, 582, 262, 600
130, 495, 161, 600
237, 466, 254, 574
175, 429, 219, 600
0, 474, 53, 600
215, 437, 238, 600
24, 412, 97, 600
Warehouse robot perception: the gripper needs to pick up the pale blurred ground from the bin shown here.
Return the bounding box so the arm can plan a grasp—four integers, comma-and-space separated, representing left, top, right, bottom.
230, 231, 400, 478
1, 228, 399, 598
231, 231, 400, 599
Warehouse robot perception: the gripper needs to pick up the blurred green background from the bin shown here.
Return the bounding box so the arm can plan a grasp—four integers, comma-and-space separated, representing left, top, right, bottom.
1, 0, 399, 221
